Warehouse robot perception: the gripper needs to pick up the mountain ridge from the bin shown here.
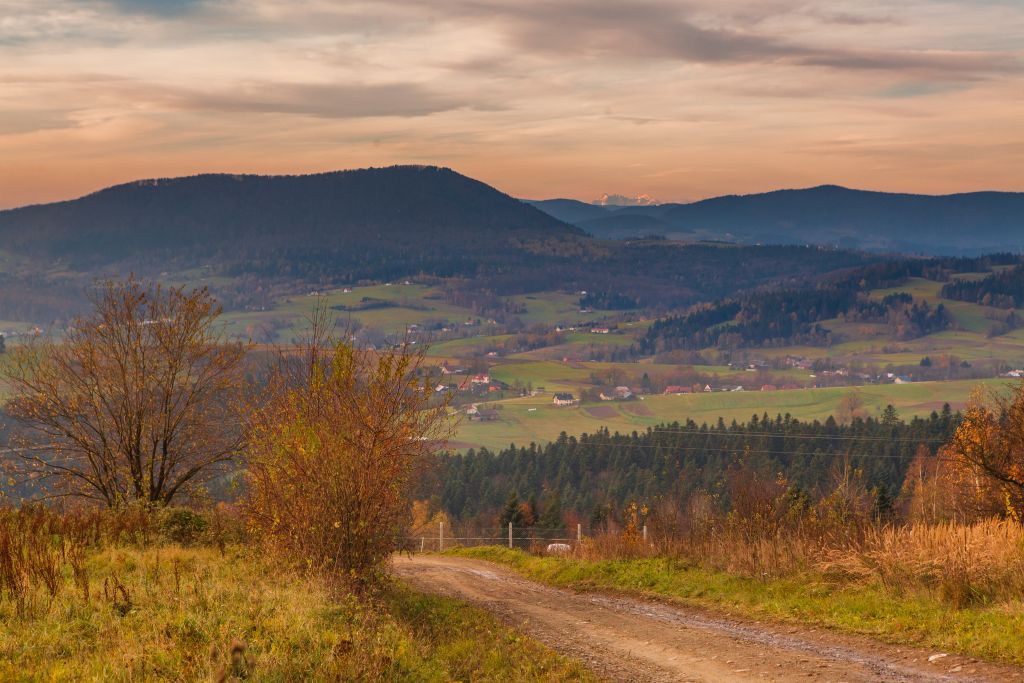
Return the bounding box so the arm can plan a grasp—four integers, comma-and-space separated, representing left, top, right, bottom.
528, 185, 1024, 254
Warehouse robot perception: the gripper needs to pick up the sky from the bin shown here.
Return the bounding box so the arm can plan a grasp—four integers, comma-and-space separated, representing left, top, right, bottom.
1, 0, 1022, 208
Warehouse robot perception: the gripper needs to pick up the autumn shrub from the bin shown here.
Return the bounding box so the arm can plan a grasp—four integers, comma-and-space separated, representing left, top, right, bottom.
245, 315, 451, 587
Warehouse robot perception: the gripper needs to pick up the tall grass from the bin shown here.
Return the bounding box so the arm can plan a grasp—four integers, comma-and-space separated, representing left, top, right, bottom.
823, 519, 1024, 607
565, 466, 1024, 609
0, 503, 242, 618
0, 504, 594, 681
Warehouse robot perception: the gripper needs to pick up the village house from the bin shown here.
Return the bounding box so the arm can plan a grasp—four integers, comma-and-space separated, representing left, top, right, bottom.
552, 393, 579, 407
663, 385, 692, 395
467, 405, 500, 422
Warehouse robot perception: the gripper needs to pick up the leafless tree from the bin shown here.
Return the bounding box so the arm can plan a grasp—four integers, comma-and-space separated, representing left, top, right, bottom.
1, 277, 248, 506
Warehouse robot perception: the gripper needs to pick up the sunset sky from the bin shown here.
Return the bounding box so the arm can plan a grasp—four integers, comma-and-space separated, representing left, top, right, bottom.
1, 0, 1022, 208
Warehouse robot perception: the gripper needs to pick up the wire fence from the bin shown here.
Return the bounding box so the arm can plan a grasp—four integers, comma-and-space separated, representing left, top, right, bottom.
404, 523, 646, 553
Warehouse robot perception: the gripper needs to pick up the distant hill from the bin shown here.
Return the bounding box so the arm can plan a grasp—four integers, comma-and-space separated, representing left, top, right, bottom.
0, 166, 580, 265
0, 167, 888, 323
528, 186, 1024, 254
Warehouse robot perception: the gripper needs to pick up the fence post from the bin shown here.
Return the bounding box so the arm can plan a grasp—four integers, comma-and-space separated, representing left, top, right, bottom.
577, 523, 582, 543
508, 521, 513, 549
439, 521, 444, 552
420, 536, 424, 552
642, 524, 647, 543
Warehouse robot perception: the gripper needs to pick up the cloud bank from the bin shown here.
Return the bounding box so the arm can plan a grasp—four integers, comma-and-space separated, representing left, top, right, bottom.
0, 0, 1021, 207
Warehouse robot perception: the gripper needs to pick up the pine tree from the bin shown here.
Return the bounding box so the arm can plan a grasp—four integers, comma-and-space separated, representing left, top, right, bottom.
499, 492, 525, 527
539, 494, 562, 529
880, 404, 900, 426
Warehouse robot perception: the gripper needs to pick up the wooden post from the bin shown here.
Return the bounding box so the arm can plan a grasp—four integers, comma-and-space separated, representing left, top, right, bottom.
420, 537, 424, 552
642, 524, 647, 543
439, 521, 444, 552
508, 521, 513, 549
577, 523, 582, 543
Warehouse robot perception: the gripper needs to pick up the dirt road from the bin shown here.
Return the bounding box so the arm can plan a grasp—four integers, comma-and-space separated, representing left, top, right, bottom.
394, 555, 1024, 683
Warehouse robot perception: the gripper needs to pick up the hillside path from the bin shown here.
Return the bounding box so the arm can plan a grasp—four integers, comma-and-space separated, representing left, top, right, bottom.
393, 554, 1024, 683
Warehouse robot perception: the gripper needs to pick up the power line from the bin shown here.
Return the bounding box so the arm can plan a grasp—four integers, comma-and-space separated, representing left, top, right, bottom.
458, 441, 954, 462
646, 428, 948, 444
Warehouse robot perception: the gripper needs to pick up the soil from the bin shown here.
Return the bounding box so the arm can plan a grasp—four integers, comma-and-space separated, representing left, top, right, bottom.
393, 554, 1024, 683
585, 405, 619, 419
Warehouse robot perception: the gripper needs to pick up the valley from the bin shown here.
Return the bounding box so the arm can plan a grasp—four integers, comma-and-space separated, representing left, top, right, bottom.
131, 264, 1024, 451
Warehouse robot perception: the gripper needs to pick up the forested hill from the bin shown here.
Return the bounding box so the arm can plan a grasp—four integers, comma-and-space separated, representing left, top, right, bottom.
0, 166, 890, 320
0, 166, 579, 263
529, 186, 1024, 255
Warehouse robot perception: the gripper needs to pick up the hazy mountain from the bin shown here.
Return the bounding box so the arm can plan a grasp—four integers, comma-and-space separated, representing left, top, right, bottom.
593, 193, 658, 207
527, 198, 609, 224
528, 185, 1024, 254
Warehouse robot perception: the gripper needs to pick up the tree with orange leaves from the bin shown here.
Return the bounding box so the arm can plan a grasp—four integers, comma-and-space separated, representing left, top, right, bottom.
947, 385, 1024, 519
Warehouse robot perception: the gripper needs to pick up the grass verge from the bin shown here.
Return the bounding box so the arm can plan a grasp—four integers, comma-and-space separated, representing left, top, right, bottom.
450, 546, 1024, 666
0, 543, 594, 682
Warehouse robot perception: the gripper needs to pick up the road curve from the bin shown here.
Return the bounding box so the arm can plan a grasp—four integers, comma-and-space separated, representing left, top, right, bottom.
393, 554, 1024, 683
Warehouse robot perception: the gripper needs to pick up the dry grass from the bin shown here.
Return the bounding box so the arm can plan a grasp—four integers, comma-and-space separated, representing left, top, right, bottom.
822, 519, 1024, 606
0, 505, 594, 681
573, 517, 1024, 608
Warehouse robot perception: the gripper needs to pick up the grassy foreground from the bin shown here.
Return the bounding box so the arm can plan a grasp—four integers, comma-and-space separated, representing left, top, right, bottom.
0, 543, 594, 682
451, 547, 1024, 666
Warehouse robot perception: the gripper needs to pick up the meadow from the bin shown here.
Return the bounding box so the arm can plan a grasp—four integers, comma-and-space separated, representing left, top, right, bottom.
0, 507, 592, 682
453, 378, 1002, 450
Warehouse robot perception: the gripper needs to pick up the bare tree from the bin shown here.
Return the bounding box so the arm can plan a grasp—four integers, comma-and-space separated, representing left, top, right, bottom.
245, 307, 452, 583
1, 277, 248, 506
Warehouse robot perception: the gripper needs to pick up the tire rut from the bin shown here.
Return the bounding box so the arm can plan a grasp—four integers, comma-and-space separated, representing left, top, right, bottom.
393, 555, 1024, 683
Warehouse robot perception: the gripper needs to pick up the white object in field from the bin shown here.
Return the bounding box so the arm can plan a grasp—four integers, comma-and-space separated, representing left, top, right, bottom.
546, 543, 571, 554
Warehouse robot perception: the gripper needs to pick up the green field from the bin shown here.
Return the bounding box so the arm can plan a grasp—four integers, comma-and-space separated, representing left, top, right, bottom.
452, 379, 1001, 450
219, 283, 487, 341
506, 292, 630, 326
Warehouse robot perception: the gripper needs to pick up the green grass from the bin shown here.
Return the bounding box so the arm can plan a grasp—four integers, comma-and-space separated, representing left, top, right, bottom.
451, 547, 1024, 666
452, 379, 1001, 450
427, 334, 515, 357
219, 283, 486, 340
0, 542, 593, 681
506, 292, 633, 326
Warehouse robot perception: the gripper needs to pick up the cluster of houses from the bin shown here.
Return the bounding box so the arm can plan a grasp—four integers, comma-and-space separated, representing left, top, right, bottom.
465, 404, 501, 421
662, 383, 800, 395
598, 386, 633, 401
434, 365, 510, 396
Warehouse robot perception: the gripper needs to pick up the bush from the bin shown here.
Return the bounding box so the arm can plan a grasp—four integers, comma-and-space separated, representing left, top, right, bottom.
245, 313, 452, 586
158, 508, 209, 545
